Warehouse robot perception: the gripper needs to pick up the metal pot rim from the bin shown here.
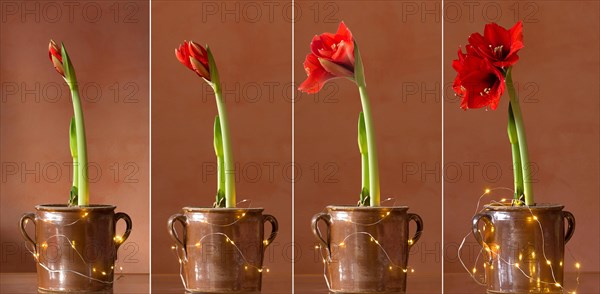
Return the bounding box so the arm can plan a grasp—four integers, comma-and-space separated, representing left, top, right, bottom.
326, 205, 409, 211
35, 204, 116, 211
182, 207, 265, 213
483, 203, 564, 211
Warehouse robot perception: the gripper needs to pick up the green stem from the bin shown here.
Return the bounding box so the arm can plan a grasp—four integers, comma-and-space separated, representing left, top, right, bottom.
357, 85, 380, 206
506, 68, 534, 205
70, 87, 89, 206
507, 102, 524, 201
354, 42, 380, 207
214, 89, 236, 208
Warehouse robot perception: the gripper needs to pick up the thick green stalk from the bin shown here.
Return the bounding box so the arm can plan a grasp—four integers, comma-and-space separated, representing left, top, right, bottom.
70, 87, 89, 206
358, 112, 369, 205
507, 103, 524, 202
207, 47, 236, 208
505, 68, 534, 205
354, 42, 380, 206
214, 89, 235, 208
358, 86, 380, 206
213, 116, 225, 207
69, 117, 79, 206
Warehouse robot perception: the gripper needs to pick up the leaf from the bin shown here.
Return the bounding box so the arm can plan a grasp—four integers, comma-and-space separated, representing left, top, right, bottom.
507, 103, 518, 144
69, 116, 78, 158
213, 115, 223, 157
69, 186, 78, 206
358, 112, 368, 155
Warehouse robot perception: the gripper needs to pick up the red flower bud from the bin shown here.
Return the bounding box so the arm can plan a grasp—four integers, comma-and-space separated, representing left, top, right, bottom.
299, 22, 355, 93
176, 41, 210, 80
48, 40, 65, 77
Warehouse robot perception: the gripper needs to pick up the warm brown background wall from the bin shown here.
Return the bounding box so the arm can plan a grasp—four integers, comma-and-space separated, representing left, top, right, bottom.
0, 1, 150, 274
294, 0, 442, 286
151, 0, 292, 291
443, 0, 599, 282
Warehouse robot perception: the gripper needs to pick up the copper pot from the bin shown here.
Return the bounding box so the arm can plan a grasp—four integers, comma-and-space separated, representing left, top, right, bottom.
19, 204, 132, 293
472, 204, 575, 293
168, 207, 278, 293
311, 206, 423, 293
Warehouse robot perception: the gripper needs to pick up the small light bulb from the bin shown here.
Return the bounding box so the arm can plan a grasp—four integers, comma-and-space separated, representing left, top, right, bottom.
93, 268, 97, 272
514, 263, 519, 268
314, 245, 319, 249
575, 262, 581, 269
389, 266, 393, 271
402, 269, 407, 273
408, 239, 414, 245
339, 242, 345, 247
244, 266, 248, 270
266, 268, 270, 273
485, 189, 491, 194
195, 242, 201, 247
555, 283, 561, 287
102, 271, 107, 276
410, 269, 414, 273
263, 240, 269, 246
258, 269, 263, 273
559, 261, 563, 266
533, 216, 538, 220
546, 260, 552, 265
472, 268, 477, 274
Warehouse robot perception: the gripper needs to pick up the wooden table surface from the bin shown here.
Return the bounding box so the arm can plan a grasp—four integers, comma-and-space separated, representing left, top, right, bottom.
1, 272, 597, 293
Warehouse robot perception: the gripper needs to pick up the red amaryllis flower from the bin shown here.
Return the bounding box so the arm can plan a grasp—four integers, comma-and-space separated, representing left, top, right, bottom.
453, 49, 505, 110
467, 21, 524, 68
299, 21, 355, 94
175, 41, 210, 80
48, 40, 64, 76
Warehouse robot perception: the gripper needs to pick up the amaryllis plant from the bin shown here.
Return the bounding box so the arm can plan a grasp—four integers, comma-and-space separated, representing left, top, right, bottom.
176, 41, 236, 208
452, 21, 535, 205
49, 40, 89, 206
299, 22, 380, 206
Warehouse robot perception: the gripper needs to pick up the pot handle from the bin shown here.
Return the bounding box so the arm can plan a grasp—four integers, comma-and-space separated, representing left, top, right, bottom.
472, 213, 494, 263
563, 211, 576, 243
114, 212, 133, 251
311, 212, 331, 256
262, 214, 279, 248
407, 213, 423, 249
168, 214, 188, 255
19, 213, 37, 253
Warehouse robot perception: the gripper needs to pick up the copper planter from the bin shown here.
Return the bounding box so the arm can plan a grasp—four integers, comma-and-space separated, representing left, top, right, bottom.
19, 204, 132, 293
311, 206, 423, 293
472, 204, 575, 293
168, 207, 278, 293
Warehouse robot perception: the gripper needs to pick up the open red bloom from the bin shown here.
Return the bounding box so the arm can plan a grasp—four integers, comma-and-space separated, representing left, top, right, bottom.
299, 22, 355, 93
175, 41, 210, 80
467, 21, 524, 68
48, 40, 64, 76
453, 49, 505, 110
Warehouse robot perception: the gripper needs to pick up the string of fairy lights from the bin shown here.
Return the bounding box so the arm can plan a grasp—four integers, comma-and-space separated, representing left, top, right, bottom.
458, 187, 582, 294
23, 212, 127, 285
314, 197, 419, 291
170, 199, 274, 292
